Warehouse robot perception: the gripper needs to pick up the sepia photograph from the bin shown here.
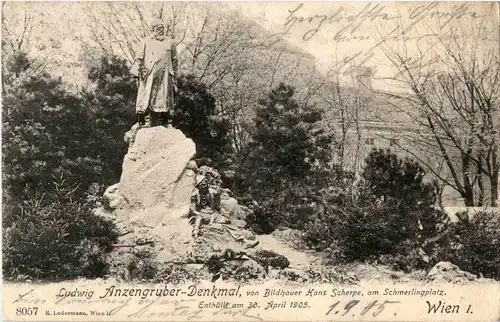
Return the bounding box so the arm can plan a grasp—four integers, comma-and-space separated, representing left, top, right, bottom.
1, 1, 499, 321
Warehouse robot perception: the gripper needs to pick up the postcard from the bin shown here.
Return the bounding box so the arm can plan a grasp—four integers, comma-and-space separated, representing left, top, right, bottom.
2, 1, 499, 321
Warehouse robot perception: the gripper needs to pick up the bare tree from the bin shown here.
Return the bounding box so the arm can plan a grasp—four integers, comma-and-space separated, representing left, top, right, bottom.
375, 7, 499, 206
81, 3, 322, 155
313, 62, 371, 175
1, 2, 35, 56
0, 2, 53, 84
84, 2, 188, 63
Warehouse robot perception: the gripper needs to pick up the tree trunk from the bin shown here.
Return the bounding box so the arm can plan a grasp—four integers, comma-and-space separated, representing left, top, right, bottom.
462, 152, 475, 206
339, 106, 347, 171
491, 145, 499, 207
354, 99, 362, 175
477, 156, 484, 207
491, 174, 499, 207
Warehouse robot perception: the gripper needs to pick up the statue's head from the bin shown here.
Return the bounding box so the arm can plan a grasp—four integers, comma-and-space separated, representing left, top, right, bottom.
195, 175, 208, 191
150, 18, 165, 39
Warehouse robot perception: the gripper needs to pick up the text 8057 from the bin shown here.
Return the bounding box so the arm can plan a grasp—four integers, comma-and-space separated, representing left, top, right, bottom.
16, 307, 38, 316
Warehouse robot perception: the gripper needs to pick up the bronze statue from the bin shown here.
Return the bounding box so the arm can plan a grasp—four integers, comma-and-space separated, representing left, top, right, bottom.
131, 18, 178, 127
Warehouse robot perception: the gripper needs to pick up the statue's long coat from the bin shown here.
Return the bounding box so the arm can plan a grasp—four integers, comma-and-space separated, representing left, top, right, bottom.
134, 36, 177, 113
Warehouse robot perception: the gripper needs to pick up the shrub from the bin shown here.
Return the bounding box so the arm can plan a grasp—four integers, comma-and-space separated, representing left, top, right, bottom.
205, 249, 265, 282
232, 265, 264, 282
443, 211, 500, 279
305, 265, 358, 284
250, 250, 290, 270
82, 55, 137, 186
127, 257, 158, 281
173, 74, 233, 167
303, 150, 450, 270
275, 269, 308, 283
2, 174, 119, 280
155, 263, 198, 284
304, 184, 421, 262
235, 83, 333, 233
2, 53, 100, 205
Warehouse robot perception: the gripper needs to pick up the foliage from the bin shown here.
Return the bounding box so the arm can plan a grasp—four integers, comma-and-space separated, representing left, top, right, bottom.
232, 265, 263, 281
245, 83, 332, 187
249, 250, 290, 270
234, 83, 334, 232
305, 265, 358, 284
303, 150, 449, 270
155, 263, 199, 284
2, 53, 101, 204
362, 149, 450, 248
363, 149, 438, 209
206, 249, 243, 281
206, 248, 264, 282
127, 257, 159, 281
275, 269, 308, 283
2, 174, 119, 280
243, 205, 276, 235
2, 52, 122, 280
125, 256, 199, 283
81, 55, 137, 185
173, 74, 233, 167
443, 211, 500, 279
2, 53, 137, 206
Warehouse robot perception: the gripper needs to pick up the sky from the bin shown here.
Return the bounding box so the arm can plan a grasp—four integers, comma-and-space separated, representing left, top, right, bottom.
3, 1, 498, 91
227, 2, 499, 90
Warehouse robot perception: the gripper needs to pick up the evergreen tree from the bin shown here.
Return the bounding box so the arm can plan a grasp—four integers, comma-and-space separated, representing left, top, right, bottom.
81, 55, 137, 185
361, 149, 449, 261
2, 52, 118, 280
2, 52, 100, 204
363, 149, 437, 209
238, 83, 333, 231
173, 74, 233, 166
244, 83, 332, 193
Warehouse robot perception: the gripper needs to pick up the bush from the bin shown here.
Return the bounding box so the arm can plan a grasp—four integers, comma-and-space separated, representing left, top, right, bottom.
250, 250, 290, 270
2, 53, 100, 204
155, 263, 198, 284
443, 211, 500, 279
242, 200, 277, 234
2, 53, 123, 280
173, 74, 233, 167
82, 55, 137, 185
303, 150, 450, 270
2, 174, 119, 280
306, 265, 358, 284
205, 248, 265, 282
304, 184, 420, 262
127, 257, 159, 281
235, 83, 333, 233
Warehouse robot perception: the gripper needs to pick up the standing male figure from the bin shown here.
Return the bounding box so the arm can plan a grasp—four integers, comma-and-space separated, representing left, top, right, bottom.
131, 18, 178, 127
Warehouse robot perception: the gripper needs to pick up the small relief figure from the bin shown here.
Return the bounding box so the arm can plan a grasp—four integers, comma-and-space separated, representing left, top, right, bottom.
131, 18, 178, 128
189, 175, 259, 249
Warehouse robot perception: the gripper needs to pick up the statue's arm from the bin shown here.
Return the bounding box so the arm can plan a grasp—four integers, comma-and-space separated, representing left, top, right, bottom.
189, 191, 200, 216
131, 41, 146, 78
213, 189, 222, 212
171, 40, 178, 76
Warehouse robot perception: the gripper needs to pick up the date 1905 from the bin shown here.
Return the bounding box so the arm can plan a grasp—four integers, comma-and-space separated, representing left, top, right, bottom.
326, 299, 401, 317
16, 307, 39, 316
